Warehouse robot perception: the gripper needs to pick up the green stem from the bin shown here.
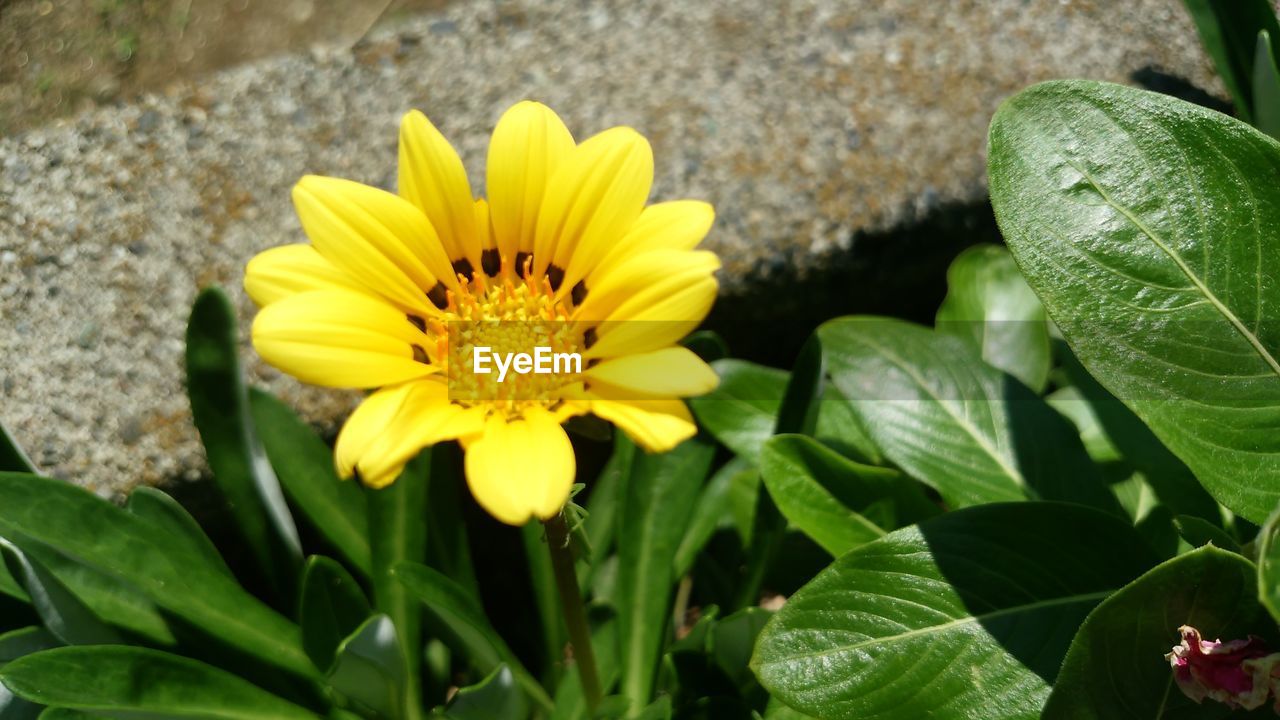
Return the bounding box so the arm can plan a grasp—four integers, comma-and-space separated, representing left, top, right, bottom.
543, 512, 602, 711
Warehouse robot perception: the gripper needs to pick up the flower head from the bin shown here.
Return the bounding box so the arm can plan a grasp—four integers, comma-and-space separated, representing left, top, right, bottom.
1166, 625, 1280, 711
244, 102, 720, 525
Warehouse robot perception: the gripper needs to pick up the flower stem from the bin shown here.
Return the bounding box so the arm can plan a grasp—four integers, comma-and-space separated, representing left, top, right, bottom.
543, 512, 602, 711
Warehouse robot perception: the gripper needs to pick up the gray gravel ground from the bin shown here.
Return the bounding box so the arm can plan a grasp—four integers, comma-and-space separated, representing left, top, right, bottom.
0, 0, 1221, 493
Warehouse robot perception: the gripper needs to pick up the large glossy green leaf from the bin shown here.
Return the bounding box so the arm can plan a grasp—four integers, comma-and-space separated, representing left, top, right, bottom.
936, 244, 1051, 392
751, 502, 1159, 720
298, 556, 371, 672
688, 360, 787, 463
126, 487, 231, 579
817, 317, 1120, 514
392, 562, 552, 712
250, 389, 371, 576
758, 435, 938, 556
616, 437, 715, 707
186, 287, 301, 601
0, 541, 120, 647
1182, 0, 1280, 121
369, 452, 431, 719
0, 647, 320, 718
0, 473, 314, 679
1044, 547, 1263, 718
988, 79, 1280, 524
328, 614, 405, 720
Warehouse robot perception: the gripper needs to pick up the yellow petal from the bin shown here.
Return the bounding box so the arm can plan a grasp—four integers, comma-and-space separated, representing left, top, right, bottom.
243, 244, 366, 306
589, 396, 697, 453
252, 289, 437, 388
293, 176, 457, 315
336, 379, 482, 488
399, 110, 480, 267
585, 346, 718, 398
573, 249, 720, 321
588, 201, 715, 287
486, 101, 575, 266
534, 127, 652, 290
464, 408, 575, 525
585, 275, 718, 359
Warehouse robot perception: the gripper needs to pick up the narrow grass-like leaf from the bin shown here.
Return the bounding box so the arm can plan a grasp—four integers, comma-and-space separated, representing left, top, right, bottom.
1182, 0, 1280, 121
328, 615, 405, 720
581, 434, 634, 591
936, 244, 1051, 392
673, 456, 750, 578
186, 287, 301, 601
1044, 547, 1263, 718
521, 522, 564, 688
989, 79, 1280, 523
0, 628, 58, 666
299, 556, 371, 672
1255, 30, 1280, 138
250, 389, 371, 576
0, 423, 35, 476
616, 437, 715, 707
126, 487, 231, 579
438, 665, 527, 720
368, 452, 430, 719
0, 473, 314, 679
818, 317, 1121, 514
0, 542, 120, 647
752, 502, 1159, 719
0, 646, 321, 718
688, 361, 787, 463
393, 562, 552, 712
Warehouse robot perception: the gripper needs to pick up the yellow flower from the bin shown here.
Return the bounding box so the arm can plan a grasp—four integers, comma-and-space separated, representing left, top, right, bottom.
243, 102, 720, 525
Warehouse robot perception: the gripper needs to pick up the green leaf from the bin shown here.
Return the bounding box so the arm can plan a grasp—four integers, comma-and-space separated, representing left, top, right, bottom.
392, 562, 552, 712
1182, 0, 1280, 121
1057, 347, 1221, 524
521, 521, 565, 687
0, 629, 58, 670
126, 487, 232, 579
759, 435, 938, 556
298, 556, 371, 672
1044, 547, 1263, 718
710, 607, 772, 691
582, 434, 634, 592
250, 389, 371, 576
328, 615, 405, 720
0, 473, 314, 679
0, 685, 39, 720
368, 452, 430, 718
0, 541, 121, 647
751, 502, 1159, 720
673, 456, 751, 578
437, 665, 527, 720
1255, 30, 1280, 138
0, 423, 35, 476
775, 336, 824, 436
616, 437, 716, 707
1256, 502, 1280, 623
936, 244, 1051, 392
818, 317, 1121, 514
813, 386, 882, 466
688, 360, 788, 463
1173, 514, 1241, 553
988, 79, 1280, 524
186, 287, 301, 600
0, 646, 321, 718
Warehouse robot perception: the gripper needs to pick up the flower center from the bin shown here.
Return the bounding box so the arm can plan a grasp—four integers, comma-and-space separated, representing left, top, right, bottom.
428, 268, 586, 414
